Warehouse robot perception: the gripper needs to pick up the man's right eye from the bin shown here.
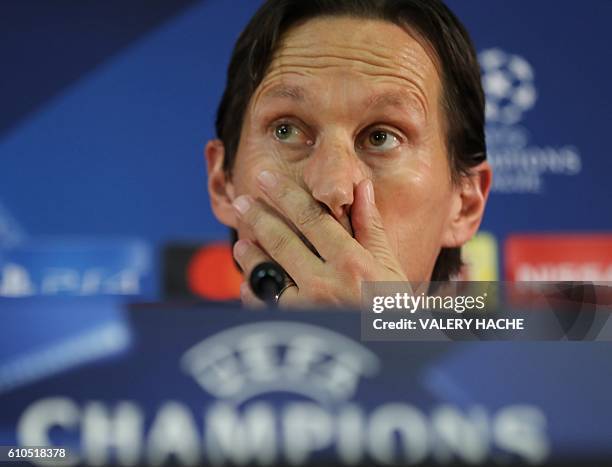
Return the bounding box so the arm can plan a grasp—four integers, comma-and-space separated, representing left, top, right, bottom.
274, 123, 295, 140
272, 122, 310, 145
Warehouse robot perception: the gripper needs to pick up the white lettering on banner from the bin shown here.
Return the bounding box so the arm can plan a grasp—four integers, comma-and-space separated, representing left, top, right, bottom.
41, 268, 80, 294
494, 405, 550, 464
17, 398, 80, 466
0, 263, 34, 297
16, 398, 551, 466
82, 402, 142, 467
516, 263, 612, 282
488, 145, 581, 175
335, 404, 365, 465
431, 406, 489, 464
284, 403, 334, 465
0, 265, 142, 296
206, 402, 276, 466
146, 402, 201, 466
368, 404, 429, 464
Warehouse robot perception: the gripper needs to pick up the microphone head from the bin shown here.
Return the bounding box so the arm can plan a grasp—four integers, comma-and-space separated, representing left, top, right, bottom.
249, 262, 286, 304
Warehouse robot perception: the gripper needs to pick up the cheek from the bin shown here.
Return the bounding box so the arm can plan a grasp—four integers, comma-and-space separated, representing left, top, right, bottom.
229, 130, 304, 242
373, 157, 454, 274
376, 153, 452, 223
231, 129, 300, 196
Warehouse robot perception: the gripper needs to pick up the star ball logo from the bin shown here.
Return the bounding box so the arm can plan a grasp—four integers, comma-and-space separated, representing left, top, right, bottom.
478, 48, 582, 194
480, 49, 537, 126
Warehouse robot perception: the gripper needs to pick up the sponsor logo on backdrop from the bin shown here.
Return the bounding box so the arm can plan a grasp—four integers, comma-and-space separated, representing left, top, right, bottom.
0, 240, 151, 297
479, 48, 582, 193
163, 242, 241, 301
0, 263, 142, 297
505, 234, 612, 281
457, 232, 499, 281
15, 322, 550, 465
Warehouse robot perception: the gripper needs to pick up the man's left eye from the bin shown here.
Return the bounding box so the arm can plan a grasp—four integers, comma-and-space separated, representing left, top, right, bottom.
358, 128, 402, 152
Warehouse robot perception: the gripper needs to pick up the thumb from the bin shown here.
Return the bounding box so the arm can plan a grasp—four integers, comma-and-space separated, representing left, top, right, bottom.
351, 179, 397, 268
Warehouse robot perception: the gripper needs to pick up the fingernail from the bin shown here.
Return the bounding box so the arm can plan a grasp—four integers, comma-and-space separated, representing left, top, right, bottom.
233, 239, 249, 258
233, 195, 251, 215
365, 180, 375, 204
257, 170, 277, 189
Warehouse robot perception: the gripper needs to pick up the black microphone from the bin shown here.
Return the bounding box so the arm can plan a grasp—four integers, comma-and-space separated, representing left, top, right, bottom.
249, 262, 286, 305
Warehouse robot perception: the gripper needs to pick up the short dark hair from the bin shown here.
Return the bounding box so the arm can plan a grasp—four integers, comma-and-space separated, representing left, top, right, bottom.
215, 0, 486, 281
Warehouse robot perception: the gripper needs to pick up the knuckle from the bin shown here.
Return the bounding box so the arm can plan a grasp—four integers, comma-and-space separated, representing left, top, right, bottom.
339, 254, 366, 277
242, 247, 264, 271
244, 202, 261, 226
247, 206, 269, 236
296, 203, 325, 230
268, 233, 292, 256
275, 181, 293, 203
307, 277, 331, 300
369, 215, 385, 233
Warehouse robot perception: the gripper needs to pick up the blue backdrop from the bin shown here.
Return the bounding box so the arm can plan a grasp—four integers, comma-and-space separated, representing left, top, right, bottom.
1, 0, 611, 298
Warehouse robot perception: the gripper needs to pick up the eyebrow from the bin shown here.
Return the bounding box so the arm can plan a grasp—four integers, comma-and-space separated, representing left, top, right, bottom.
259, 84, 426, 120
365, 90, 427, 120
259, 84, 307, 102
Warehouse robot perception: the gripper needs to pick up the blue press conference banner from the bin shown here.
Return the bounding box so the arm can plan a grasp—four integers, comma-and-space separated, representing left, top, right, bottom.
0, 297, 129, 395
1, 299, 612, 465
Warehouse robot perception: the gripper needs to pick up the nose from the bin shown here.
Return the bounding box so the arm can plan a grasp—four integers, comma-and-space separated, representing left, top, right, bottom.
302, 138, 366, 220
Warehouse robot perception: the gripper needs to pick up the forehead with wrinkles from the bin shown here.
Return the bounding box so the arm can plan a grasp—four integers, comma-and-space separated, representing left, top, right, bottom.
249, 16, 442, 124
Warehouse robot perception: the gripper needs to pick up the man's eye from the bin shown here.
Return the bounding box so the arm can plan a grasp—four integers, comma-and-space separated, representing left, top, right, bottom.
359, 128, 402, 152
274, 123, 302, 142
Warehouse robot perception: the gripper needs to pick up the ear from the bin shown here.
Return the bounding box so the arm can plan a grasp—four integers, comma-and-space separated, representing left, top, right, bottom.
205, 139, 237, 228
441, 160, 493, 248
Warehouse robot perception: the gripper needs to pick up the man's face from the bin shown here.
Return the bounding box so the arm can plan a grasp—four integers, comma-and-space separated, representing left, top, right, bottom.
213, 16, 461, 282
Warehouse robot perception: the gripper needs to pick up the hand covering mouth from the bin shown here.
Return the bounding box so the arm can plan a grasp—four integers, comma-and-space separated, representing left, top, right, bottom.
294, 205, 354, 262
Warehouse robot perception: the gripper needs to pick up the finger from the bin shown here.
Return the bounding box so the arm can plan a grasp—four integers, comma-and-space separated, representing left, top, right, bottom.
232, 195, 323, 282
351, 179, 401, 271
276, 283, 300, 309
234, 240, 302, 309
233, 240, 275, 308
255, 170, 356, 261
239, 281, 266, 309
233, 238, 271, 278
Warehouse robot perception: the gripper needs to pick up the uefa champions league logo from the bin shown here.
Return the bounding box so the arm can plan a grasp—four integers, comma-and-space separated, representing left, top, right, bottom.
478, 48, 581, 193
181, 322, 380, 405
479, 48, 537, 125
